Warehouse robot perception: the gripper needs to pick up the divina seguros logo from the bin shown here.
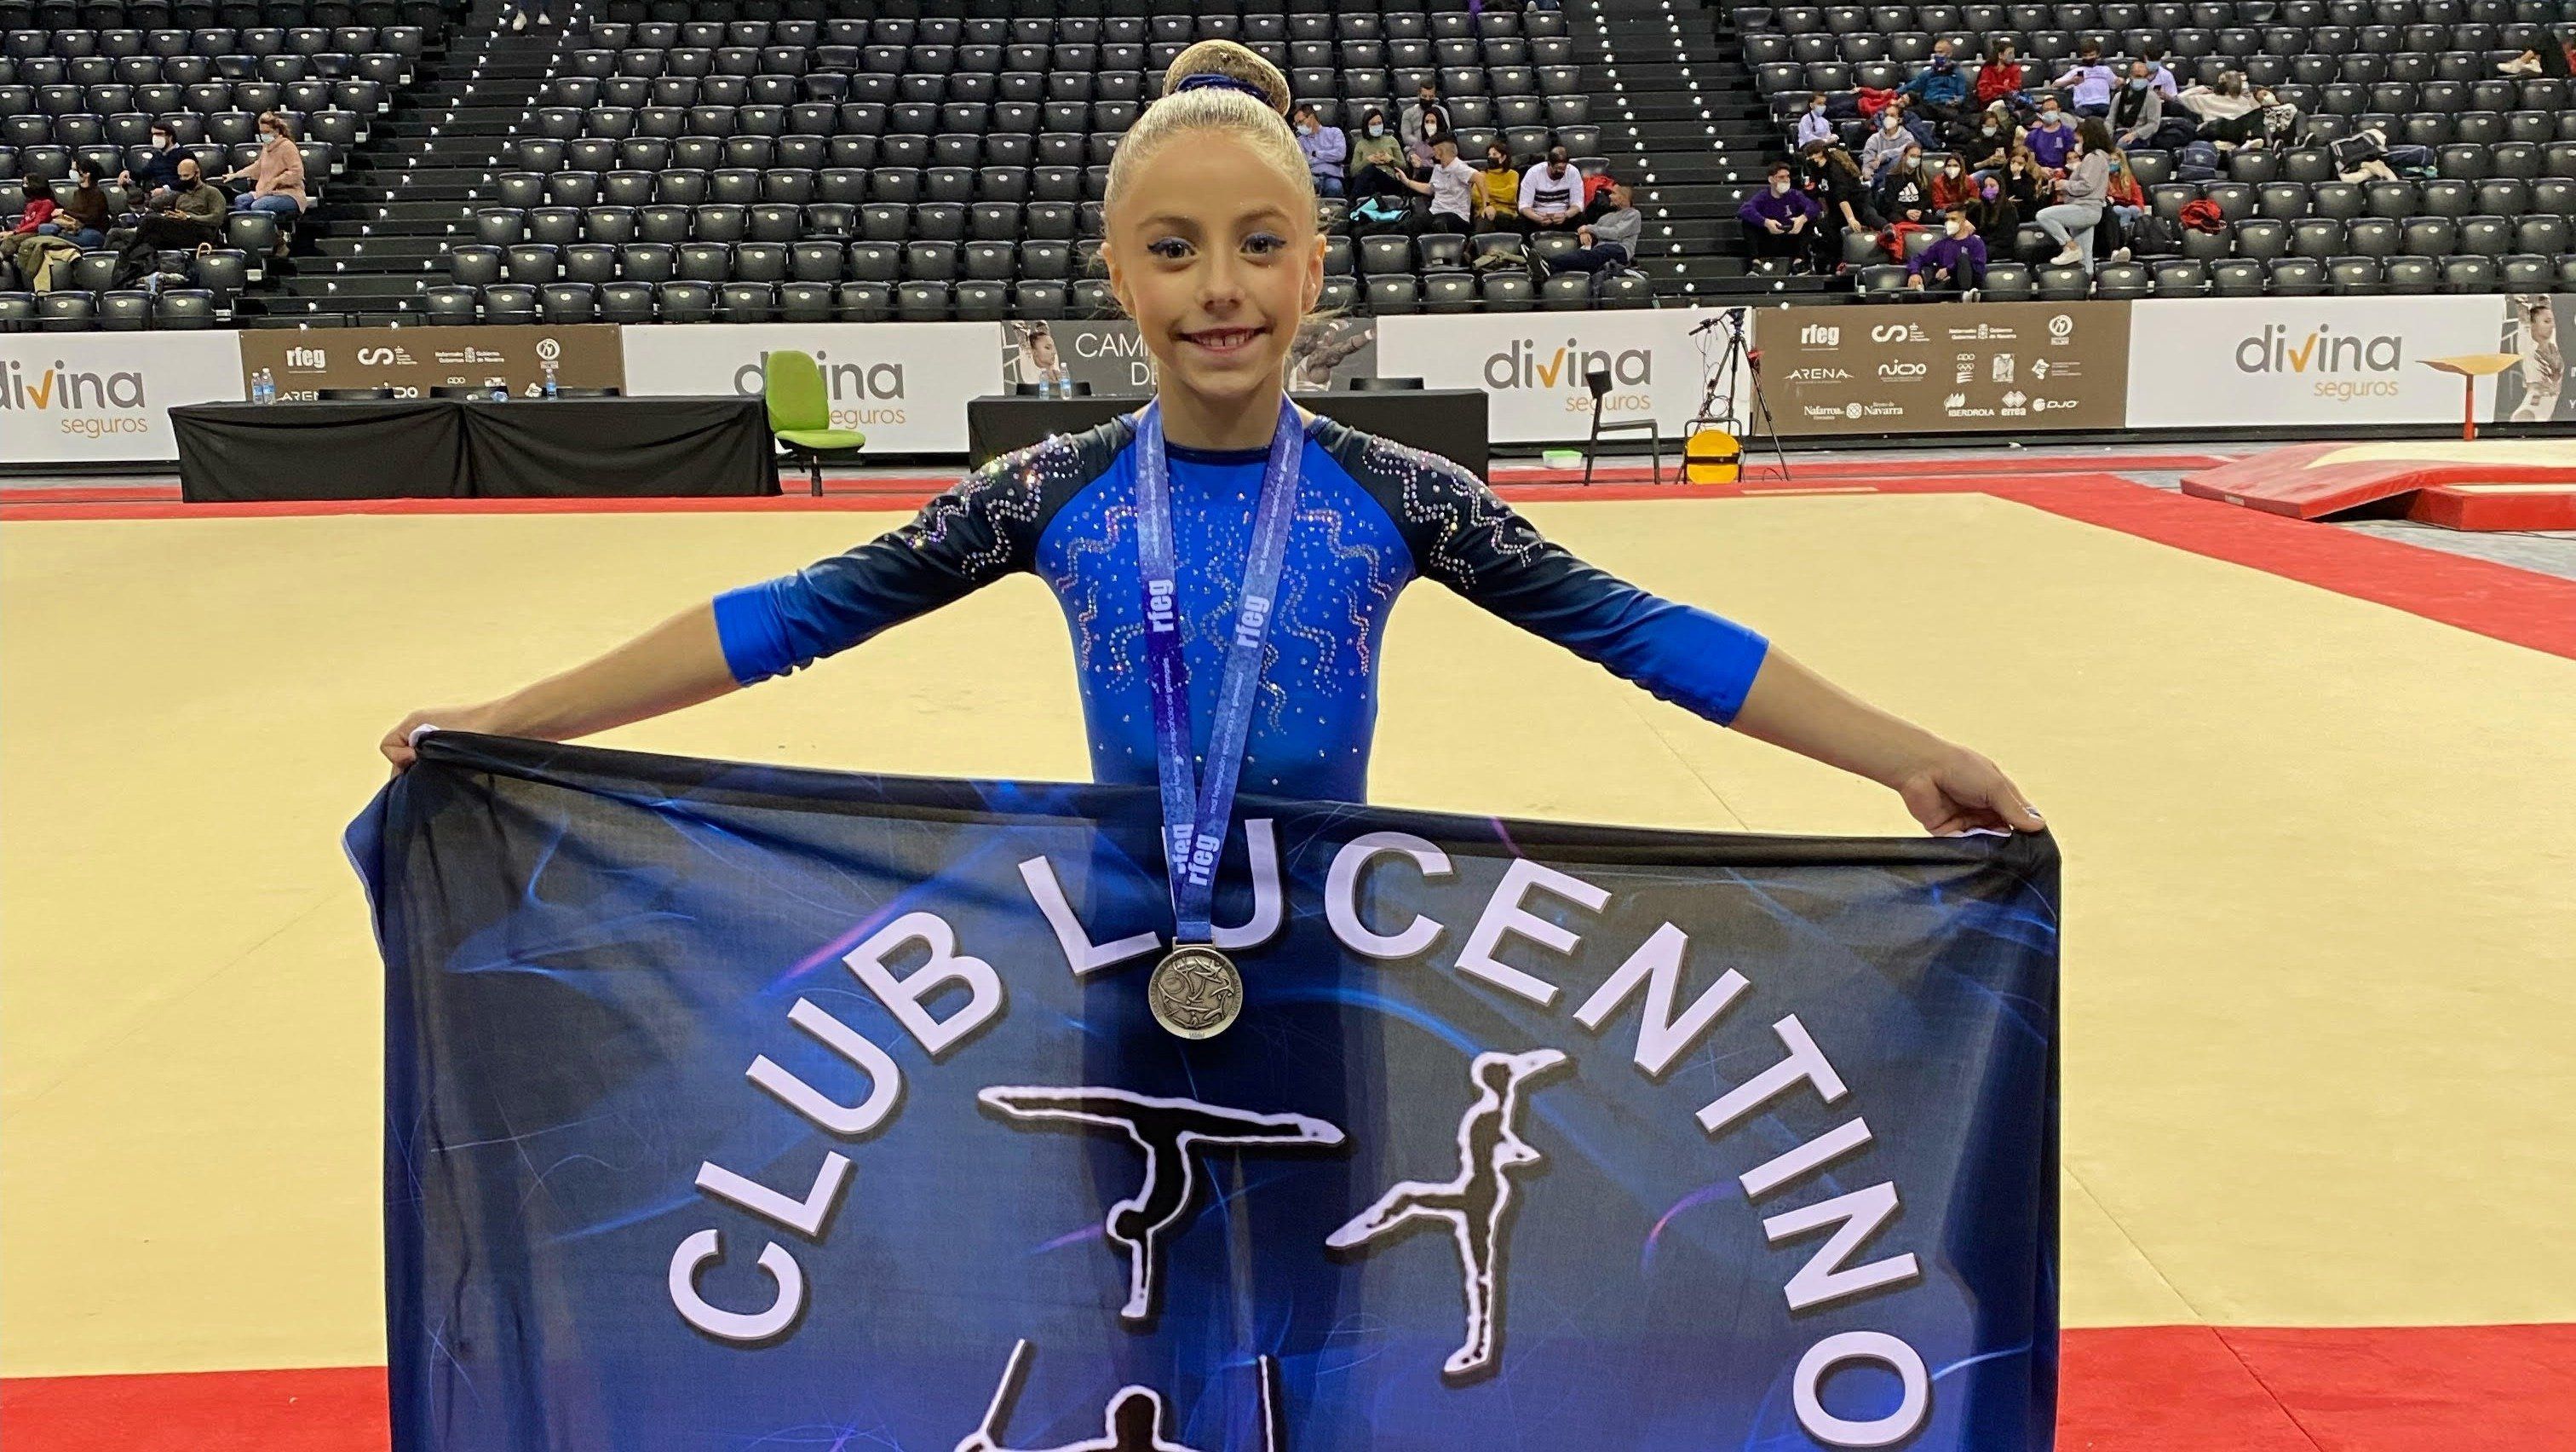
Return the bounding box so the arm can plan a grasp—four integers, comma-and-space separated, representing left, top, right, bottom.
0, 355, 152, 438
1482, 336, 1653, 415
733, 347, 911, 429
2234, 321, 2405, 400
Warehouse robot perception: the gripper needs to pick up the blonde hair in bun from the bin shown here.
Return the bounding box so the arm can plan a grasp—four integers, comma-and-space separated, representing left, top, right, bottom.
1105, 38, 1315, 228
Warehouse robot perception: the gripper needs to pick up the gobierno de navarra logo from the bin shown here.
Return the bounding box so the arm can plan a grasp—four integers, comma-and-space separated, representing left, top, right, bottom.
0, 354, 152, 439
665, 828, 1942, 1449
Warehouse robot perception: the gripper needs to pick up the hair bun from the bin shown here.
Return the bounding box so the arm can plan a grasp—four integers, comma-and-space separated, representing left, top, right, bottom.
1160, 38, 1291, 118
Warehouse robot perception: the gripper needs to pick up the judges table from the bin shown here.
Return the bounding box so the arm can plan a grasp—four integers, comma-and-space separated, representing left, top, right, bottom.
171, 396, 779, 502
965, 389, 1491, 478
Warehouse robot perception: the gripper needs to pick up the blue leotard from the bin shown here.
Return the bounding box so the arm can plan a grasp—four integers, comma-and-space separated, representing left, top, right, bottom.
713, 414, 1768, 803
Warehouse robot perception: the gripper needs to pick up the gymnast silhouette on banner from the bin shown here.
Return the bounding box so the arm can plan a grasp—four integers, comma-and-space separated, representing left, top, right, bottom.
975, 1087, 1348, 1322
1327, 1049, 1574, 1385
953, 1339, 1287, 1452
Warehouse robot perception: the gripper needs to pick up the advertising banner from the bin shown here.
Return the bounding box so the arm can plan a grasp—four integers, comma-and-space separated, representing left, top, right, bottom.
620, 321, 1003, 454
351, 732, 2061, 1452
1375, 308, 1746, 444
2125, 296, 2510, 429
0, 331, 244, 464
1759, 302, 2130, 435
235, 324, 626, 400
1003, 318, 1381, 397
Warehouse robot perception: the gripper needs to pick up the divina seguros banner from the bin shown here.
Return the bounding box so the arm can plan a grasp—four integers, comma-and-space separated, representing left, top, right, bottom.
350, 733, 2061, 1452
0, 331, 244, 464
618, 321, 1005, 454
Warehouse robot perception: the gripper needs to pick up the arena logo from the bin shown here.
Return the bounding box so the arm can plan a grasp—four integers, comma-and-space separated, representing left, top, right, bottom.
2234, 323, 2404, 375
664, 827, 1940, 1449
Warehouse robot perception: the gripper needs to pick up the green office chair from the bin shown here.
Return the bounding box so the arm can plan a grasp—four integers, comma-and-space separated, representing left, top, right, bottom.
762, 349, 866, 495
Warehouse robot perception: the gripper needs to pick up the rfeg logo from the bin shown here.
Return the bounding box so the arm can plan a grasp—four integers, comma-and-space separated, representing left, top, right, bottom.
0, 356, 151, 439
665, 830, 1941, 1449
732, 348, 911, 428
1483, 336, 1654, 415
2234, 321, 2406, 400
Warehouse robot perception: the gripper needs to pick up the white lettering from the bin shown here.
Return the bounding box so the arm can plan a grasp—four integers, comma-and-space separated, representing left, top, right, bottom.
1792, 1331, 1931, 1448
1694, 1015, 1847, 1135
1211, 817, 1285, 952
1325, 832, 1453, 959
694, 1151, 854, 1241
1762, 1182, 1921, 1312
1018, 854, 1161, 976
745, 999, 905, 1138
668, 1229, 804, 1343
843, 911, 1004, 1058
1454, 857, 1610, 1007
1739, 1118, 1875, 1201
1571, 922, 1749, 1079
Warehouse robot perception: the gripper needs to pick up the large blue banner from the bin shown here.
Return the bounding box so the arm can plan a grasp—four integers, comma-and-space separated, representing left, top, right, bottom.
349, 733, 2060, 1451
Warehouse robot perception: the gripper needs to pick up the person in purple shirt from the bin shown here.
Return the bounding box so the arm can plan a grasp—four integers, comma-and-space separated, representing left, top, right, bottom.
1906, 208, 1987, 292
2026, 100, 2076, 171
1739, 161, 1821, 271
1291, 102, 1347, 197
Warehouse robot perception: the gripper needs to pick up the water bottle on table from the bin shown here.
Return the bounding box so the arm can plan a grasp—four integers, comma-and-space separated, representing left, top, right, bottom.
542, 359, 559, 400
487, 377, 507, 401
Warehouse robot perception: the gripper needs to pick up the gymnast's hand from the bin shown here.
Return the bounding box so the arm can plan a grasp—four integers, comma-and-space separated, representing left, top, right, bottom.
1890, 746, 2045, 837
381, 701, 507, 772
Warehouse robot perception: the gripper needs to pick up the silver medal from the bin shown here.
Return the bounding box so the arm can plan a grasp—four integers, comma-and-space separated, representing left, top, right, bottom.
1147, 944, 1243, 1040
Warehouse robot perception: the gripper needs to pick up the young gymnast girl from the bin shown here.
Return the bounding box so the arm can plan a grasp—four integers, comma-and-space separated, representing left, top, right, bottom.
382, 42, 2040, 866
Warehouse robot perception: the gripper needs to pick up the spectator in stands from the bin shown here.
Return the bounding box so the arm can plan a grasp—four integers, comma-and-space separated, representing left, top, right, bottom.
1473, 140, 1523, 233
1876, 144, 1935, 230
2500, 29, 2574, 77
505, 0, 557, 32
2140, 43, 2181, 98
1394, 135, 1478, 234
1955, 102, 2015, 177
1293, 104, 1346, 197
1796, 91, 1835, 149
1579, 163, 1619, 222
223, 112, 308, 234
2102, 152, 2147, 260
1898, 49, 1969, 127
1401, 81, 1450, 170
2176, 70, 2260, 130
1797, 139, 1877, 270
2025, 97, 2075, 173
119, 122, 184, 205
1976, 40, 2027, 114
1518, 147, 1584, 230
1347, 109, 1409, 199
1930, 152, 1976, 213
1906, 208, 1986, 293
1739, 162, 1820, 271
45, 163, 113, 250
1969, 151, 2034, 240
1550, 180, 1642, 280
2052, 44, 2119, 118
2038, 118, 2116, 273
1860, 107, 1915, 182
2108, 60, 2166, 151
113, 156, 227, 274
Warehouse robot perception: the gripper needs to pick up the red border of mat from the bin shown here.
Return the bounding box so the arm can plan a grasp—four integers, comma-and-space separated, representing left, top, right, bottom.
6, 1323, 2570, 1451
9, 466, 2567, 661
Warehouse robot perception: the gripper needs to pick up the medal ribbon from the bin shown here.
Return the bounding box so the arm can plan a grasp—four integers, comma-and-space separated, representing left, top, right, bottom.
1133, 395, 1305, 945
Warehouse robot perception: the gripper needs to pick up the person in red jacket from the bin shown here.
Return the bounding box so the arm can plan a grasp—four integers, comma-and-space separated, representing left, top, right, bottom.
1976, 39, 2027, 113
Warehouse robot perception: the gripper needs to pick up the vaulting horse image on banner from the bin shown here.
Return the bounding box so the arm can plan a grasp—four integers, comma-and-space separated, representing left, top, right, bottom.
348, 734, 2061, 1452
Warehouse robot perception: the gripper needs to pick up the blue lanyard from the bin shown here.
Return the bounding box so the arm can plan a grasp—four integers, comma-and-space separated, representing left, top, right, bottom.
1132, 396, 1305, 944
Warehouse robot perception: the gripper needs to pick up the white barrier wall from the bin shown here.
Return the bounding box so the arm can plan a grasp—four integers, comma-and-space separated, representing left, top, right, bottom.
2124, 296, 2525, 429
1374, 308, 1748, 445
618, 321, 1005, 455
0, 331, 244, 464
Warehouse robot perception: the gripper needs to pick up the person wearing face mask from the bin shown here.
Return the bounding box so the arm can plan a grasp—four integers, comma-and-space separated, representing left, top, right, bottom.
2038, 118, 2117, 273
1929, 153, 1975, 211
1472, 141, 1523, 233
2051, 46, 2118, 118
2109, 61, 2165, 151
1874, 147, 1934, 228
1291, 103, 1347, 197
1906, 209, 1986, 294
2176, 70, 2258, 126
223, 112, 308, 234
1738, 161, 1820, 272
119, 123, 185, 207
1400, 82, 1449, 170
2102, 151, 2146, 262
2025, 101, 2074, 174
1860, 107, 1915, 183
1950, 101, 2014, 176
1897, 51, 1968, 126
1976, 40, 2027, 114
1347, 108, 1407, 199
1798, 139, 1877, 271
1517, 147, 1582, 230
1795, 91, 1834, 149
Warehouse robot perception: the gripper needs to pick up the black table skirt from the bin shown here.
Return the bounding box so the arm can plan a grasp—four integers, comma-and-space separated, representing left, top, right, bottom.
461, 397, 777, 498
173, 397, 778, 502
965, 390, 1491, 479
175, 400, 469, 501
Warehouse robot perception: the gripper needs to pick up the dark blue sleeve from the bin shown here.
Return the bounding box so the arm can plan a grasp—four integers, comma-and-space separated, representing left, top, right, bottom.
711, 463, 1050, 686
1375, 447, 1770, 725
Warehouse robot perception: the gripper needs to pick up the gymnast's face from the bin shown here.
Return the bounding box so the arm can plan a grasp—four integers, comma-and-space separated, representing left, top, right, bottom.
1106, 130, 1325, 419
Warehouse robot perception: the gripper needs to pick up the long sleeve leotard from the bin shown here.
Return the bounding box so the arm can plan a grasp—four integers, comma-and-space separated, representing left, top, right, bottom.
713, 414, 1768, 803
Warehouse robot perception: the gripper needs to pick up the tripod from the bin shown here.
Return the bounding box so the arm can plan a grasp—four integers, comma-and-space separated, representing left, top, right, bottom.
1690, 311, 1790, 485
